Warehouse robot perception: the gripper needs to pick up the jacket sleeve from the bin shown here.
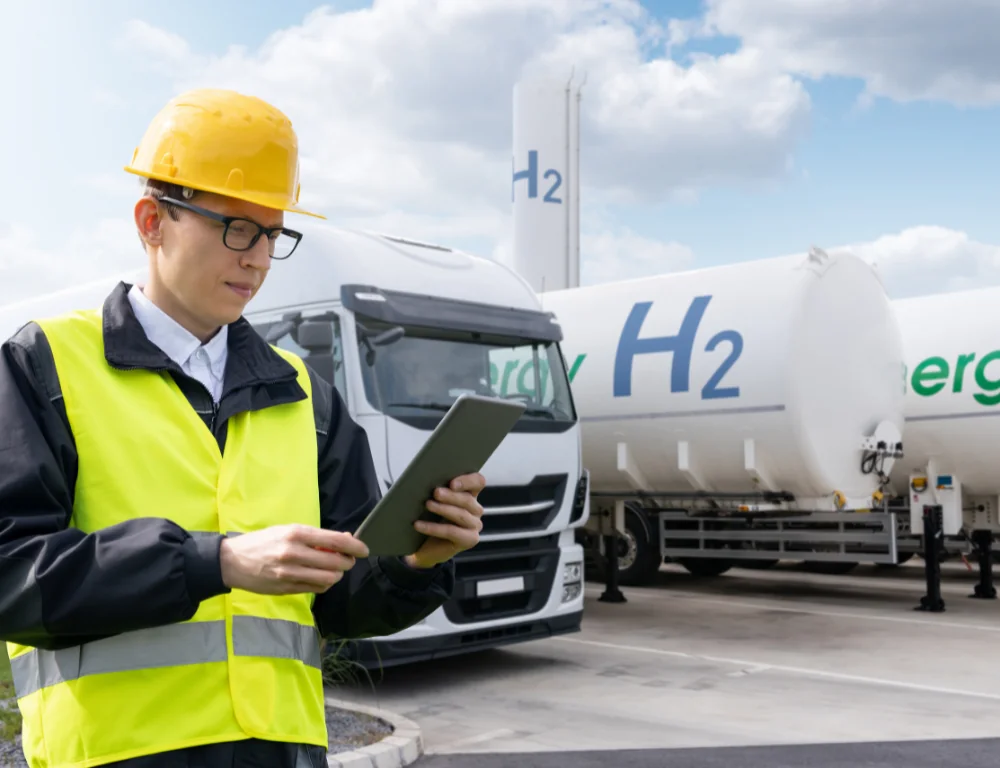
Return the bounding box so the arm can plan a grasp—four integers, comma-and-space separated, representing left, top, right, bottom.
309, 374, 455, 640
0, 324, 230, 651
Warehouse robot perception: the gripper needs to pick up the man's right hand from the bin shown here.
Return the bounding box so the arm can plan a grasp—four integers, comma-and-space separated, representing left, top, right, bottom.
218, 524, 370, 595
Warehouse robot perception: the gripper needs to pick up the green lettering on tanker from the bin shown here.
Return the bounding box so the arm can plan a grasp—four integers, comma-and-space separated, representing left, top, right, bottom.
909, 350, 1000, 406
488, 353, 587, 398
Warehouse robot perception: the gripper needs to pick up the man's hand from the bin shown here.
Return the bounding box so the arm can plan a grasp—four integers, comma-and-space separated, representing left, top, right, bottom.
405, 472, 486, 570
219, 524, 370, 595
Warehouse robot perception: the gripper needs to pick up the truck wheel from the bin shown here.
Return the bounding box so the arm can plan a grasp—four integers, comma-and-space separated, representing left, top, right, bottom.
615, 505, 663, 586
678, 558, 733, 577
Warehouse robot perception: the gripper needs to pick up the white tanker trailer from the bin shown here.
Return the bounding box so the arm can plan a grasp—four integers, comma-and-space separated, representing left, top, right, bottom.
534, 247, 910, 589
501, 74, 989, 609
878, 285, 1000, 603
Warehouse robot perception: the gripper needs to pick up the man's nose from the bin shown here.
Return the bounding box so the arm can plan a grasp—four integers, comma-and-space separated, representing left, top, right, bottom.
241, 235, 273, 269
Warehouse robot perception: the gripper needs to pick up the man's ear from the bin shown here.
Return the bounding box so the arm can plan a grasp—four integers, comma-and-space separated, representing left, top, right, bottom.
134, 197, 163, 248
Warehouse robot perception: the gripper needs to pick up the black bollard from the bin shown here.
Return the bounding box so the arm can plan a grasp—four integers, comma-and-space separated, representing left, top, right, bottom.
970, 529, 997, 600
916, 505, 945, 613
599, 532, 627, 603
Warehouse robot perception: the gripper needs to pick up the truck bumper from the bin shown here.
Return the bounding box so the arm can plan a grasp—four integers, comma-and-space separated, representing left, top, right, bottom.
335, 609, 583, 670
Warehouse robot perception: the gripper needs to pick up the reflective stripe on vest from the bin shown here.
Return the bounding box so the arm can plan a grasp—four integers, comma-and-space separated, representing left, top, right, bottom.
10, 617, 323, 699
6, 309, 328, 768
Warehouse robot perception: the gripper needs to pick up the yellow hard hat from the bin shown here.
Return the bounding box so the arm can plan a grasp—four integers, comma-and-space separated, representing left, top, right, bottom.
124, 88, 324, 219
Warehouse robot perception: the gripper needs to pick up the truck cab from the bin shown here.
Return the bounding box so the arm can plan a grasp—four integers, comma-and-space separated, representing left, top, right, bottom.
244, 227, 588, 666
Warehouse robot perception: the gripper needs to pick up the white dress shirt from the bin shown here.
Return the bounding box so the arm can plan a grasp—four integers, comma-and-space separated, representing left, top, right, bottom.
127, 285, 228, 404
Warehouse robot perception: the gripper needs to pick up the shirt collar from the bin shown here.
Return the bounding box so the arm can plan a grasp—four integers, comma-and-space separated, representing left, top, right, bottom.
127, 284, 228, 370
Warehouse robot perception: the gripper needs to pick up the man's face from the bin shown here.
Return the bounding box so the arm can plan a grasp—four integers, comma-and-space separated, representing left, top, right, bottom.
136, 190, 282, 337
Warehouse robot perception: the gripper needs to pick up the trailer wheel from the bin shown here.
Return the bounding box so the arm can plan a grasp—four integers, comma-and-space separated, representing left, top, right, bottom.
614, 504, 662, 586
678, 558, 733, 577
588, 504, 662, 586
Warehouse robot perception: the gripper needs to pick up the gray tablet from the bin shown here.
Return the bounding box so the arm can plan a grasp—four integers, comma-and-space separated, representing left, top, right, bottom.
353, 393, 527, 557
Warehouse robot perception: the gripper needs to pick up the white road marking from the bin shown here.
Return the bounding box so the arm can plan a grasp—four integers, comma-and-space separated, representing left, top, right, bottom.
584, 584, 1000, 633
553, 636, 1000, 702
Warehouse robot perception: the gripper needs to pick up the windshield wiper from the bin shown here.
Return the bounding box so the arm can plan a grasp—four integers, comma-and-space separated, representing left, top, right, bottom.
520, 407, 555, 419
386, 402, 454, 411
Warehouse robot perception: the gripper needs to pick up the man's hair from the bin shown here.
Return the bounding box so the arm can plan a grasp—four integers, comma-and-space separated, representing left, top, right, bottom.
137, 178, 201, 250
140, 178, 200, 220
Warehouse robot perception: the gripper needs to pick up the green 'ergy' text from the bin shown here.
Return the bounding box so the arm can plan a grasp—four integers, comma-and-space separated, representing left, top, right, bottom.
488, 353, 586, 399
909, 350, 1000, 406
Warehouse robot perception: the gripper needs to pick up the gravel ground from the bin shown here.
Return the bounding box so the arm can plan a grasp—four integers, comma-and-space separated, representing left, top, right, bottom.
0, 734, 25, 768
0, 706, 390, 766
327, 704, 394, 753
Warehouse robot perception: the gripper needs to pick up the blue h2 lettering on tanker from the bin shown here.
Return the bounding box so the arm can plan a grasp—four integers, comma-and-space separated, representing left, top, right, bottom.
613, 295, 743, 400
512, 150, 562, 204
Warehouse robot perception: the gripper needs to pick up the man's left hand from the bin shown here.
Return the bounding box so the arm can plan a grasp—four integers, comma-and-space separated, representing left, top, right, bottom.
404, 472, 486, 569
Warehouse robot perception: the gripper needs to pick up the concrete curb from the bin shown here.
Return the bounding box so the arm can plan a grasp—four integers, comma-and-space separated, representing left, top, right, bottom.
325, 696, 424, 768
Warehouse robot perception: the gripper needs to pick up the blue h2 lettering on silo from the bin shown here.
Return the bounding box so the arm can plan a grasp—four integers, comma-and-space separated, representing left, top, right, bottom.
512, 150, 563, 203
613, 295, 743, 400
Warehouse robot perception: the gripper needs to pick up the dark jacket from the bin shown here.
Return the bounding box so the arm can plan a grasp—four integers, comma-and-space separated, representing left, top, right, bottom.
0, 282, 454, 767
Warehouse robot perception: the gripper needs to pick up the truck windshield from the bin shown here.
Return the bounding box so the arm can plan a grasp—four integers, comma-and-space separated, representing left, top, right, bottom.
357, 326, 576, 424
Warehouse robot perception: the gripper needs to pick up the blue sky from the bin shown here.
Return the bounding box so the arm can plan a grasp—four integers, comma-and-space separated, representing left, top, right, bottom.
3, 0, 999, 301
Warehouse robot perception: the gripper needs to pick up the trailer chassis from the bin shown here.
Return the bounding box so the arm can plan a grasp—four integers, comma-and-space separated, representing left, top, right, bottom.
580, 490, 997, 613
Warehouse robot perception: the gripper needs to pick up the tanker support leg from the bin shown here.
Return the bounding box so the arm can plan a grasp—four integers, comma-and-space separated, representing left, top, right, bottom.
598, 501, 627, 604
971, 529, 997, 600
599, 532, 627, 604
916, 505, 945, 613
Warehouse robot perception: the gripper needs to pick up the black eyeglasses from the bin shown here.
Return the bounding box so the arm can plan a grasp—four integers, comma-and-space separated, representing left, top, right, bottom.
158, 196, 303, 260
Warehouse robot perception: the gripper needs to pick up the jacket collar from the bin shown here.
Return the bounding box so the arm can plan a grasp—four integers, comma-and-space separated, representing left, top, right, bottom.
101, 281, 302, 399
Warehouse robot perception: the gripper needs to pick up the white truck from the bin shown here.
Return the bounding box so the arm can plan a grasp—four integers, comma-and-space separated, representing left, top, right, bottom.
537, 247, 916, 596
0, 223, 589, 665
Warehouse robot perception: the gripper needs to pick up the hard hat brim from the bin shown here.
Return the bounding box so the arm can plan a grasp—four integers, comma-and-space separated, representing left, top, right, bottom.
124, 166, 327, 220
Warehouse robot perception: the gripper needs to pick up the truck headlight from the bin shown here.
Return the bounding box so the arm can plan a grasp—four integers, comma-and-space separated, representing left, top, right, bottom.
562, 561, 582, 602
563, 562, 582, 584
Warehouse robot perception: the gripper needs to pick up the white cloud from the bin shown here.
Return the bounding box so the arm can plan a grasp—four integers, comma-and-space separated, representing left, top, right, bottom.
0, 219, 139, 306
490, 223, 695, 287
120, 20, 194, 74
827, 225, 1000, 299
10, 1, 997, 310
700, 0, 1000, 106
119, 0, 810, 231
581, 229, 695, 285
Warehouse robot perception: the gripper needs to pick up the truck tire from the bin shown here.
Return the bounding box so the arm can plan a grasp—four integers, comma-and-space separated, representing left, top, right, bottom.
615, 504, 663, 586
588, 504, 662, 586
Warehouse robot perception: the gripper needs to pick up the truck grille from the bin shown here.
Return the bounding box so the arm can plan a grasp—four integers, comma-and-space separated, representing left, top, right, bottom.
477, 474, 567, 535
442, 534, 561, 624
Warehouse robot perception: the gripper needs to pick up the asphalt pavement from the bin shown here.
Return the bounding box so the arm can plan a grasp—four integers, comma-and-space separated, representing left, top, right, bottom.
413, 738, 1000, 767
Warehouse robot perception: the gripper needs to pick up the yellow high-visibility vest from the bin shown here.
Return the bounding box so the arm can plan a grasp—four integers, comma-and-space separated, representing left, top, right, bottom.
6, 309, 328, 768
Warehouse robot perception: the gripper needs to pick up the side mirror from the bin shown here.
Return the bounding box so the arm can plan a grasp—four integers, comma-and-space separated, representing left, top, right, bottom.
359, 325, 405, 366
372, 326, 405, 347
264, 320, 296, 344
297, 321, 334, 351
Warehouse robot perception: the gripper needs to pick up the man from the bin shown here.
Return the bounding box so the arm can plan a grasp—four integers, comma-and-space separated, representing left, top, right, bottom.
0, 88, 485, 768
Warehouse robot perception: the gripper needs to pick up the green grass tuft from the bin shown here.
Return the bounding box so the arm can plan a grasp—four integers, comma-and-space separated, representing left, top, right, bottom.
321, 639, 383, 694
0, 647, 21, 741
